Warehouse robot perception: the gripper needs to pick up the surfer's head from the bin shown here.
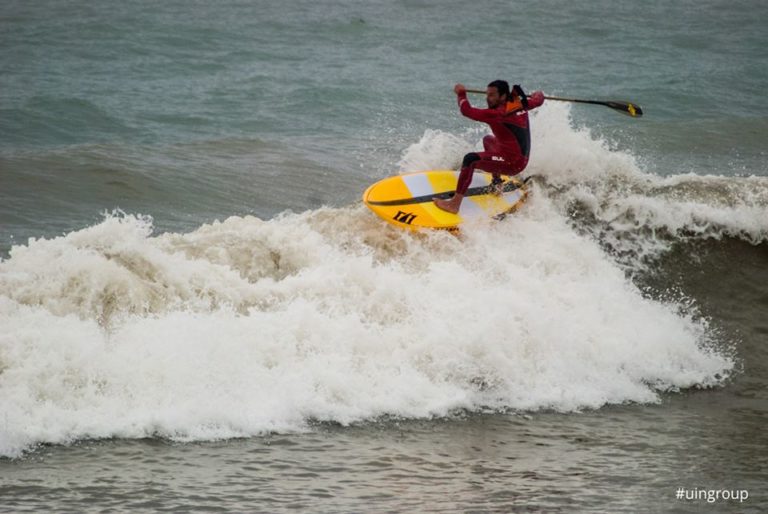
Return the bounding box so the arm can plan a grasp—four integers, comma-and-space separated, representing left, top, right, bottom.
486, 80, 510, 108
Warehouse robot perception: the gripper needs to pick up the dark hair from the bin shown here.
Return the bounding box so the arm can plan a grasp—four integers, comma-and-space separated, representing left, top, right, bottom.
487, 80, 510, 98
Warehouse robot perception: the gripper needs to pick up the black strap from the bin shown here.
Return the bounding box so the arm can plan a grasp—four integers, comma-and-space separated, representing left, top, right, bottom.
512, 84, 529, 110
367, 177, 530, 207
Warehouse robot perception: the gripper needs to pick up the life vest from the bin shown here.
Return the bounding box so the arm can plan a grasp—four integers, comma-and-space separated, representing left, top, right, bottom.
504, 98, 523, 113
504, 84, 529, 114
502, 85, 531, 157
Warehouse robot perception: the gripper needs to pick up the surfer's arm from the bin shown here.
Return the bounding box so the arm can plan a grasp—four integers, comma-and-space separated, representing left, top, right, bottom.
457, 91, 497, 122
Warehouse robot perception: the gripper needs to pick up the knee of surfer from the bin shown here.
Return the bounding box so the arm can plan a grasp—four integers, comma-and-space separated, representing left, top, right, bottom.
462, 152, 481, 169
483, 135, 498, 152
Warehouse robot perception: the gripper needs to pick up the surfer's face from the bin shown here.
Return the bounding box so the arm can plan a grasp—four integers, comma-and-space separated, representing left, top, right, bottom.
486, 87, 506, 109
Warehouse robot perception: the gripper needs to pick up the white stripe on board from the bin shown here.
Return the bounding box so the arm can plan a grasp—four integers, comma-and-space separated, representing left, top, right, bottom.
502, 189, 523, 206
401, 173, 439, 197
459, 198, 486, 218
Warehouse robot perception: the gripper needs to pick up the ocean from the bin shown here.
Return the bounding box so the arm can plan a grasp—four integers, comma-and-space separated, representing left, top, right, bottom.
1, 0, 767, 511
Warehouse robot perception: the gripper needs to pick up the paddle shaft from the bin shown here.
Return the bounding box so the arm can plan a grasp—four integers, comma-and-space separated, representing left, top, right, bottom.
463, 88, 642, 117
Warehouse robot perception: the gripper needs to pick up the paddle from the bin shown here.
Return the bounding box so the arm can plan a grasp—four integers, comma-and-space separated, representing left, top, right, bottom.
464, 88, 643, 117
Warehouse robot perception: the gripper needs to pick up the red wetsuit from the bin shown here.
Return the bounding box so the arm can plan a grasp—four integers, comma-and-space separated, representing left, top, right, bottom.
455, 89, 544, 195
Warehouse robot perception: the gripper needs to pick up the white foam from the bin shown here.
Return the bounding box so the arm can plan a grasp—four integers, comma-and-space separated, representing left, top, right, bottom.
396, 127, 484, 173
527, 102, 768, 263
401, 102, 768, 266
0, 205, 733, 457
6, 102, 756, 457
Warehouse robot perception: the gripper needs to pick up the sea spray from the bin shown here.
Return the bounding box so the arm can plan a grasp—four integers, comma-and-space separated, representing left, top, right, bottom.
0, 204, 733, 457
398, 102, 768, 270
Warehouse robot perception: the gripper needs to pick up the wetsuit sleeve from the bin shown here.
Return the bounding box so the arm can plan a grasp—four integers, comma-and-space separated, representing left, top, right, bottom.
527, 91, 545, 110
457, 91, 498, 123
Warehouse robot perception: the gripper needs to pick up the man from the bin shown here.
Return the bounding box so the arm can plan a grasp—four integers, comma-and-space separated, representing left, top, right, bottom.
433, 80, 545, 214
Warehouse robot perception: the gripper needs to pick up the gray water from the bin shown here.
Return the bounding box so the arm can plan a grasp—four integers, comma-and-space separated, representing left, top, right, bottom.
2, 0, 767, 512
3, 399, 762, 513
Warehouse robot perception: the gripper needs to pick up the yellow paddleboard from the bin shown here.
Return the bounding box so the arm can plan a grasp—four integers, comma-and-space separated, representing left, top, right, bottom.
362, 170, 530, 230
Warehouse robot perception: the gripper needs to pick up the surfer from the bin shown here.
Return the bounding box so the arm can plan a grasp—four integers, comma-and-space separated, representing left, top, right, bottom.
433, 80, 544, 214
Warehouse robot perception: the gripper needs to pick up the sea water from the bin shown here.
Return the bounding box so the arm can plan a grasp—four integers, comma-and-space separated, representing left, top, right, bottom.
1, 0, 767, 512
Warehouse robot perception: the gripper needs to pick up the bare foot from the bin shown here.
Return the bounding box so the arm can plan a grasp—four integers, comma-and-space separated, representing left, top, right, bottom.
433, 196, 460, 214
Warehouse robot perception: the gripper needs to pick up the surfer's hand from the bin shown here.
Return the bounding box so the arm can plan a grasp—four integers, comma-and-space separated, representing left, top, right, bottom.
454, 83, 466, 95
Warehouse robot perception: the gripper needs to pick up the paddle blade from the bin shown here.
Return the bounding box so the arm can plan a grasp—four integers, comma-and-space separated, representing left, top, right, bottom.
605, 101, 643, 117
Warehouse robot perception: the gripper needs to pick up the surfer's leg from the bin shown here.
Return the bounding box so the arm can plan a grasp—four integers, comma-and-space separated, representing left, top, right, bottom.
482, 136, 502, 183
480, 135, 505, 187
483, 135, 500, 153
472, 153, 528, 194
456, 153, 481, 194
433, 152, 480, 214
475, 153, 527, 175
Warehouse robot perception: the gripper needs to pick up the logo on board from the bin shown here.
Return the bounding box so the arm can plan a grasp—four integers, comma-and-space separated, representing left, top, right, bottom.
393, 211, 417, 225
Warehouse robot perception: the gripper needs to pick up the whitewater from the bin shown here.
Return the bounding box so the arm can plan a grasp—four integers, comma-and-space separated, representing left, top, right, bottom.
1, 103, 751, 459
